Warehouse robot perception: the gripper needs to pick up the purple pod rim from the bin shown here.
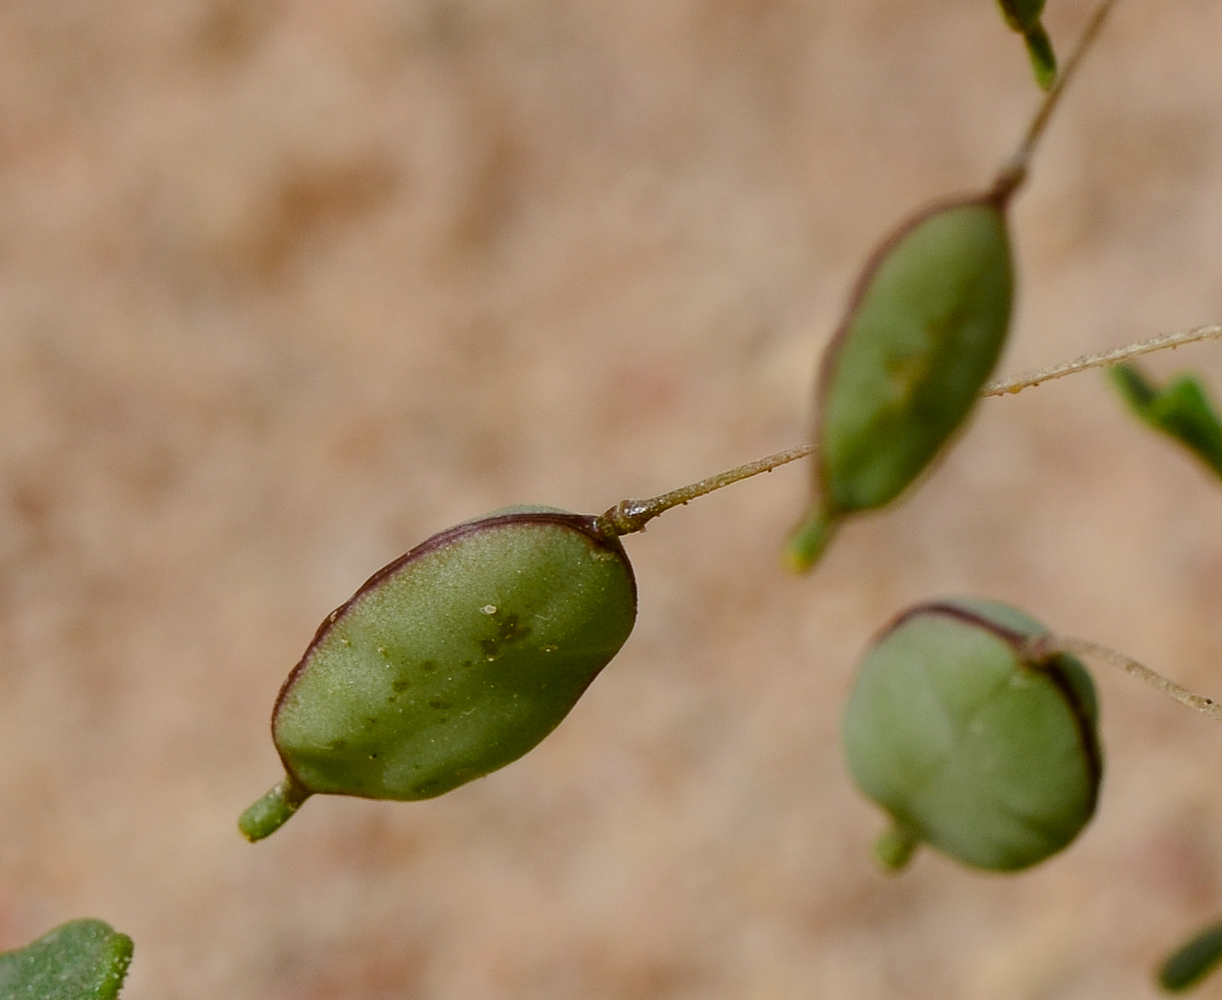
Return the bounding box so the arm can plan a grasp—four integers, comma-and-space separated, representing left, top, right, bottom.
270, 509, 638, 760
810, 190, 1011, 517
875, 599, 1103, 800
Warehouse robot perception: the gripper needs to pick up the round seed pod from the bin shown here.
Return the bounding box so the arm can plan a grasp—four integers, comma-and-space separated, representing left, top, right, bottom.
787, 195, 1014, 570
240, 505, 637, 841
843, 598, 1102, 872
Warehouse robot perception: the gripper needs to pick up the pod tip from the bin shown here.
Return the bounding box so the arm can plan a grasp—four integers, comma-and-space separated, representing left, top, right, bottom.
1024, 23, 1057, 91
873, 821, 920, 872
239, 775, 312, 842
784, 508, 838, 573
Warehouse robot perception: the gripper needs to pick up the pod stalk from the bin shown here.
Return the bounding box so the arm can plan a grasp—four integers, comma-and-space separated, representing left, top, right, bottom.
598, 443, 814, 537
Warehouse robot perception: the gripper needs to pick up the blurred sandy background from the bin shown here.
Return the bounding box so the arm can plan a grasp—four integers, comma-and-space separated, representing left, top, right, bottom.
1, 0, 1222, 997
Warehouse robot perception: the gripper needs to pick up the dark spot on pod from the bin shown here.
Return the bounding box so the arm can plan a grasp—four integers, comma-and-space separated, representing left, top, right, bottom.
239, 505, 638, 841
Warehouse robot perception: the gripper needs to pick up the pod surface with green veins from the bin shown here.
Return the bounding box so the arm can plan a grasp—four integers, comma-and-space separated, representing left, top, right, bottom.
241, 505, 637, 840
788, 196, 1014, 569
0, 919, 133, 1000
843, 598, 1102, 872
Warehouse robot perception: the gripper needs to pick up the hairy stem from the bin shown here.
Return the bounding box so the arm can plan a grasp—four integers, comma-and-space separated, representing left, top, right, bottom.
1032, 634, 1222, 723
992, 0, 1120, 202
984, 324, 1222, 397
598, 444, 814, 536
600, 322, 1222, 534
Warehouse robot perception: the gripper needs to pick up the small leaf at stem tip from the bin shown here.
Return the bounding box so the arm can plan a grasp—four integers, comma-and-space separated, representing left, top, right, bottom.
1159, 920, 1222, 992
784, 507, 838, 573
0, 919, 133, 1000
1108, 363, 1222, 481
1023, 24, 1057, 90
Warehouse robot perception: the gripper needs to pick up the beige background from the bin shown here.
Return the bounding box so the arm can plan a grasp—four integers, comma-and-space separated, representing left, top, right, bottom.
2, 1, 1222, 997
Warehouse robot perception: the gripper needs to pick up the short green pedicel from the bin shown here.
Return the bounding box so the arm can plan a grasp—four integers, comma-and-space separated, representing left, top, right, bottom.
241, 505, 637, 840
843, 598, 1102, 872
788, 197, 1014, 570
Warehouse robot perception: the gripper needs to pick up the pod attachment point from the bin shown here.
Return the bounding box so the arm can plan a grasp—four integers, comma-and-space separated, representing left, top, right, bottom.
239, 774, 313, 842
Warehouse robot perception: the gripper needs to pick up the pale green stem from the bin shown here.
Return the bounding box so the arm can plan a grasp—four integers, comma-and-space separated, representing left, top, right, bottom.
599, 323, 1222, 535
984, 324, 1222, 397
1032, 634, 1222, 723
993, 0, 1121, 201
598, 444, 813, 537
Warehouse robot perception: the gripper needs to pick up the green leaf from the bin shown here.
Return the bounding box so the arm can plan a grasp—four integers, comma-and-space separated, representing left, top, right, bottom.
994, 1, 1057, 89
1160, 920, 1222, 992
0, 920, 133, 1000
1023, 24, 1057, 91
1109, 363, 1222, 481
996, 0, 1045, 32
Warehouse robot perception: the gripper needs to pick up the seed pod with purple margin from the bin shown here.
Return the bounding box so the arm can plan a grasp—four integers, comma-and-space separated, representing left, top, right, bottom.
843, 598, 1102, 872
239, 505, 637, 841
786, 192, 1015, 571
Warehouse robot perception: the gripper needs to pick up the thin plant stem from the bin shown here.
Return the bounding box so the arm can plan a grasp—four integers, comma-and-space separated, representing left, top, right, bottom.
600, 322, 1222, 535
1032, 634, 1222, 723
598, 444, 814, 536
992, 0, 1121, 200
984, 324, 1222, 397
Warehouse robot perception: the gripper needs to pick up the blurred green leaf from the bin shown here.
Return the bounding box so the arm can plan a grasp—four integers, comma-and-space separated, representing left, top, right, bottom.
1023, 24, 1057, 90
0, 920, 133, 1000
1109, 363, 1222, 481
995, 0, 1057, 89
1160, 920, 1222, 992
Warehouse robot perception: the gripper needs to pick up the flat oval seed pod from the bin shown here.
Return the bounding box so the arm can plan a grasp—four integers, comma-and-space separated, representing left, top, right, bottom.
843, 598, 1101, 872
0, 919, 134, 1000
787, 196, 1014, 570
240, 505, 637, 840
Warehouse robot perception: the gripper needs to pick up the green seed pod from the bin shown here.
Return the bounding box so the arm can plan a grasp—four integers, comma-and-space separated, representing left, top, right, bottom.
240, 505, 637, 841
0, 919, 134, 1000
787, 195, 1014, 570
843, 598, 1102, 872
